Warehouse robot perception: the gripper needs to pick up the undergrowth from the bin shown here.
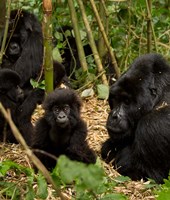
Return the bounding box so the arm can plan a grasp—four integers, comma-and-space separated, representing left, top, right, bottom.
0, 155, 166, 200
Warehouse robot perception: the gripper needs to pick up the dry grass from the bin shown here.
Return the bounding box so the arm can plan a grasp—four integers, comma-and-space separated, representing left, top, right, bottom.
0, 97, 156, 200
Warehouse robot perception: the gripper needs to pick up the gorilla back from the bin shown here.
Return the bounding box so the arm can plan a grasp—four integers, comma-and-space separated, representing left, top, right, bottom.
101, 53, 170, 183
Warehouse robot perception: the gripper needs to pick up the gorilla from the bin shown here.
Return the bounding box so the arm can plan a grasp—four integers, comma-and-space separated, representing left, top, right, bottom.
101, 53, 170, 183
0, 69, 44, 145
1, 9, 43, 89
0, 9, 69, 94
31, 88, 96, 169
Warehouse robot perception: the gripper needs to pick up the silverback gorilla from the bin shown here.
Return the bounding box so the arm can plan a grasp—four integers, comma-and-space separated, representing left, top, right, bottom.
101, 53, 170, 183
31, 88, 96, 169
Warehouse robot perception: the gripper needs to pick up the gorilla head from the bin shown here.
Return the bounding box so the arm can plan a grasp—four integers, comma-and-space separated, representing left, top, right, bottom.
101, 53, 170, 183
107, 54, 170, 140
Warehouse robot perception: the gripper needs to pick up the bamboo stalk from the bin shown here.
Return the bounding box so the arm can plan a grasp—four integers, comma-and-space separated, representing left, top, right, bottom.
43, 0, 53, 93
0, 0, 10, 64
98, 1, 107, 60
146, 0, 152, 52
68, 0, 88, 72
145, 0, 158, 52
89, 0, 120, 79
76, 0, 108, 85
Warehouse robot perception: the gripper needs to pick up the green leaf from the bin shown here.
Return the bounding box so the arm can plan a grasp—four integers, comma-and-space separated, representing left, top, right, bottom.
25, 186, 35, 200
36, 172, 48, 199
81, 88, 94, 98
80, 164, 104, 190
97, 84, 109, 100
52, 47, 63, 63
30, 79, 45, 89
0, 162, 11, 176
54, 31, 63, 40
30, 79, 39, 88
56, 156, 83, 183
114, 175, 131, 183
157, 189, 170, 200
0, 182, 20, 199
79, 30, 87, 40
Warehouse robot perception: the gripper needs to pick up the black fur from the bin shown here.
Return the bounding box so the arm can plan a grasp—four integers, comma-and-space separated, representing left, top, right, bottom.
0, 69, 44, 145
1, 9, 43, 89
31, 88, 96, 169
101, 53, 170, 183
0, 10, 69, 93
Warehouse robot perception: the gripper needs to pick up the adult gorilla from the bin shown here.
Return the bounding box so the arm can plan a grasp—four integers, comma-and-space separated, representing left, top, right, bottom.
0, 9, 69, 92
1, 9, 43, 90
101, 53, 170, 183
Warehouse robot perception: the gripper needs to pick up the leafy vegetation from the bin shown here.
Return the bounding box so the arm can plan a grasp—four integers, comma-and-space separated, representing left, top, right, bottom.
0, 156, 129, 199
1, 0, 170, 199
0, 160, 48, 199
10, 0, 170, 91
3, 155, 170, 199
156, 176, 170, 200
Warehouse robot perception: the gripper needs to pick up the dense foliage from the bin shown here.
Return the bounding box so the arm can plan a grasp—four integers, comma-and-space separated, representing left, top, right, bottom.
11, 0, 170, 87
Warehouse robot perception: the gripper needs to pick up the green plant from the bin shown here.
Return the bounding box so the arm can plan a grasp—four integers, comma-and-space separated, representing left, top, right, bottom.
0, 156, 129, 200
52, 156, 127, 200
156, 175, 170, 200
0, 160, 48, 200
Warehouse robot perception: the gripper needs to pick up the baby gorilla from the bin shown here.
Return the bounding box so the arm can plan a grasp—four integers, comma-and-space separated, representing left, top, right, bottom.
31, 88, 96, 169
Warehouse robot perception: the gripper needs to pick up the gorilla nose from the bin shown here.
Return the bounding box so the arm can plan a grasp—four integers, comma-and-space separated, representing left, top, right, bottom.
11, 43, 18, 49
111, 110, 121, 120
59, 115, 66, 119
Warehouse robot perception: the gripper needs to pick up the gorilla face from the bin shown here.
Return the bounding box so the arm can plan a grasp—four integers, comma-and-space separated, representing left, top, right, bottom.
6, 85, 24, 103
107, 91, 131, 135
106, 63, 162, 139
5, 35, 21, 63
52, 104, 70, 128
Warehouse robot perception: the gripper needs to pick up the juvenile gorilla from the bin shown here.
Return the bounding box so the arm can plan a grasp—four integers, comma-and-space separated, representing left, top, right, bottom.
0, 69, 44, 145
101, 53, 170, 183
31, 88, 96, 169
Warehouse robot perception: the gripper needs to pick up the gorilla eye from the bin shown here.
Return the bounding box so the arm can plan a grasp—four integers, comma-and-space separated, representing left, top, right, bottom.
53, 106, 60, 113
63, 105, 70, 113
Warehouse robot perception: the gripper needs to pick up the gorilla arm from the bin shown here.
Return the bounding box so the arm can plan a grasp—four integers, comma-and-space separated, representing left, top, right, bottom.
16, 88, 44, 145
66, 119, 96, 164
114, 106, 170, 183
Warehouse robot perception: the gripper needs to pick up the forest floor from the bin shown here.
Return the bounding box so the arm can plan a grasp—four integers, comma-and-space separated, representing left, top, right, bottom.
0, 97, 157, 200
